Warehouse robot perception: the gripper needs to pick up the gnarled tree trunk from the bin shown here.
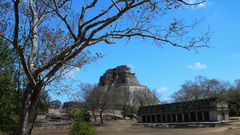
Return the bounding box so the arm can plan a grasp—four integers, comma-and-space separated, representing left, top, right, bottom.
18, 84, 41, 135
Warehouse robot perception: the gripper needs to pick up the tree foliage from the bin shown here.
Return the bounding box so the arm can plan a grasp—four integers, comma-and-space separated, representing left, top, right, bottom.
225, 80, 240, 116
69, 111, 95, 135
0, 39, 20, 134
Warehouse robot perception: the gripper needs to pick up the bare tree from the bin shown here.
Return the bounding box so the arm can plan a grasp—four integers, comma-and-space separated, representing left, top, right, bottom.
69, 83, 99, 122
109, 86, 159, 119
119, 87, 137, 119
0, 0, 209, 134
83, 84, 100, 122
118, 87, 131, 119
98, 87, 112, 124
172, 76, 230, 102
79, 83, 97, 102
132, 88, 159, 107
83, 85, 114, 124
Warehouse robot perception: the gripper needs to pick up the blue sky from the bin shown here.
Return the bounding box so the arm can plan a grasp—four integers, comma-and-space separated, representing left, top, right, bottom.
50, 0, 240, 102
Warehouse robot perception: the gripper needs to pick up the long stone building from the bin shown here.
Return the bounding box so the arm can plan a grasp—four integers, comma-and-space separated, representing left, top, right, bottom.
138, 98, 229, 123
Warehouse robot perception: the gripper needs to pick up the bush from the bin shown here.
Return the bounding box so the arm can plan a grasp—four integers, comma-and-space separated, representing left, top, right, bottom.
69, 111, 96, 135
229, 104, 238, 116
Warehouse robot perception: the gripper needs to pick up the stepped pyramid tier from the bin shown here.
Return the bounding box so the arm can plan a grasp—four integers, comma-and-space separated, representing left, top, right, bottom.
98, 65, 159, 104
98, 65, 140, 86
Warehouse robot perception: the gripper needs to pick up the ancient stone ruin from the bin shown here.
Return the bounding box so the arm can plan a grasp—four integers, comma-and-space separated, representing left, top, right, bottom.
35, 101, 83, 129
48, 100, 61, 116
91, 65, 159, 120
99, 65, 140, 86
98, 65, 156, 99
62, 101, 83, 115
138, 98, 229, 124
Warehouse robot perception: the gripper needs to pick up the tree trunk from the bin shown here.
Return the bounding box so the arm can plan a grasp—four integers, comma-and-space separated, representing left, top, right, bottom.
123, 105, 126, 119
18, 84, 41, 135
100, 110, 104, 124
112, 109, 115, 119
92, 109, 97, 122
237, 105, 240, 116
18, 85, 32, 135
130, 107, 133, 119
29, 99, 41, 134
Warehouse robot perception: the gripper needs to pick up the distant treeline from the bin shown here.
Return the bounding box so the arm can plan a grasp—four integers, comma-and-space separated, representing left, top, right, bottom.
172, 76, 240, 116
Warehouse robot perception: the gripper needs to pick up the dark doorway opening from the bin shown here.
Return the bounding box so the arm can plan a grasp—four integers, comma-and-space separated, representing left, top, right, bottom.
177, 114, 182, 122
142, 115, 146, 123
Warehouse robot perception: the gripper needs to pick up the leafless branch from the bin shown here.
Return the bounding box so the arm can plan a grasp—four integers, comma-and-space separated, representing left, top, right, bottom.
111, 0, 121, 11
178, 0, 205, 6
42, 0, 77, 40
0, 33, 13, 43
13, 0, 36, 86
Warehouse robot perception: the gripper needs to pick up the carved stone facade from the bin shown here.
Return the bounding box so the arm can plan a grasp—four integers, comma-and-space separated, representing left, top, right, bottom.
138, 98, 229, 123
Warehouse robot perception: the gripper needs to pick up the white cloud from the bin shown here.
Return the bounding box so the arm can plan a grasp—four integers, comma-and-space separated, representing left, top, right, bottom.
156, 87, 168, 94
198, 2, 205, 8
184, 0, 206, 8
187, 62, 207, 70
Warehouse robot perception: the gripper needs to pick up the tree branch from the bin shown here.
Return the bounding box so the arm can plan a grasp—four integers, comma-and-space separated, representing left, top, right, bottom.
42, 0, 77, 40
0, 33, 13, 43
29, 0, 39, 70
13, 0, 36, 86
111, 0, 121, 11
178, 0, 205, 6
86, 1, 146, 40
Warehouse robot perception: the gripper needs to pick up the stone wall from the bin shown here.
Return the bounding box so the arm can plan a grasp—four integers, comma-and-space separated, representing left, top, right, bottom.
138, 98, 229, 123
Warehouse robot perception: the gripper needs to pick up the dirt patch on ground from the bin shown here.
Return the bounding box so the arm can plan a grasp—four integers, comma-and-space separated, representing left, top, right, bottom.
96, 120, 240, 135
32, 129, 68, 135
32, 120, 240, 135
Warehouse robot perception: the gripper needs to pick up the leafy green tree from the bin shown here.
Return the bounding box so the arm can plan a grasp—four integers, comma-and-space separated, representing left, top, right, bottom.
69, 111, 95, 135
224, 80, 240, 116
0, 39, 51, 134
0, 39, 20, 134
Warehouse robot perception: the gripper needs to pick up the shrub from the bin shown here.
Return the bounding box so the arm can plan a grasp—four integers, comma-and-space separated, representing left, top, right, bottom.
69, 111, 95, 135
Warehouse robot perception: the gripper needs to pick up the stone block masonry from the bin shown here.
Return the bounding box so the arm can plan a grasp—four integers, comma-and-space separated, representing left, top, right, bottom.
138, 98, 229, 123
